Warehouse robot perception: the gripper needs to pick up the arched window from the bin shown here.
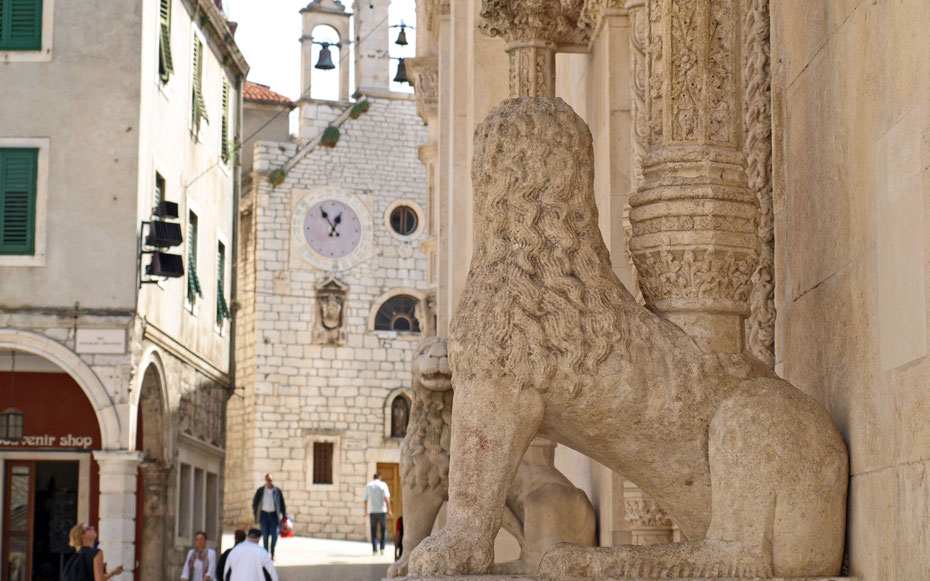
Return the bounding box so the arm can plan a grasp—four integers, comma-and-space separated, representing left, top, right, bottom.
310, 24, 341, 101
374, 295, 420, 332
390, 395, 410, 438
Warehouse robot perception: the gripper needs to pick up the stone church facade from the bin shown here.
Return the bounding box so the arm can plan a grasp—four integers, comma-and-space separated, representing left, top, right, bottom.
411, 1, 930, 579
224, 0, 429, 540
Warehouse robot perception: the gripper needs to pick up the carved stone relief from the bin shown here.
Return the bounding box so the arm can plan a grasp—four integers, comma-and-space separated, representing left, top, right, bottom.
742, 0, 775, 366
407, 57, 439, 123
313, 276, 349, 346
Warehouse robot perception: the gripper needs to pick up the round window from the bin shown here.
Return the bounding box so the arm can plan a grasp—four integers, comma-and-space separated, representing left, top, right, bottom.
389, 206, 418, 236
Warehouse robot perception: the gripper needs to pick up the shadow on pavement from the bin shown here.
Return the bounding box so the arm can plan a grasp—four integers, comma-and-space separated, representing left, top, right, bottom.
277, 563, 390, 581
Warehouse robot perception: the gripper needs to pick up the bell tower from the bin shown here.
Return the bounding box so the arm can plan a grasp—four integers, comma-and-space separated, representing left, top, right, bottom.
353, 0, 391, 97
300, 0, 351, 103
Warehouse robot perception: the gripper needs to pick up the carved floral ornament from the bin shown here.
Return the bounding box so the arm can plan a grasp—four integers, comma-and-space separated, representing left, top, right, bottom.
424, 0, 450, 35
407, 57, 439, 121
478, 0, 591, 49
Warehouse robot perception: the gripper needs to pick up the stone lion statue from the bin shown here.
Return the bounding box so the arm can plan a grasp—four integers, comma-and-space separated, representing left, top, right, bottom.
406, 97, 848, 578
388, 336, 596, 577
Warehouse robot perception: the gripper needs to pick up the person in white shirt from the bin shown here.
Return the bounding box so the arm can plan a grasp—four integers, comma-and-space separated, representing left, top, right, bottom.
363, 473, 393, 555
180, 531, 217, 581
223, 529, 278, 581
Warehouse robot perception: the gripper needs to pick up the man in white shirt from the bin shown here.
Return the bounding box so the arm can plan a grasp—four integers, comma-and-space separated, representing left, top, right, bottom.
363, 473, 393, 555
223, 529, 278, 581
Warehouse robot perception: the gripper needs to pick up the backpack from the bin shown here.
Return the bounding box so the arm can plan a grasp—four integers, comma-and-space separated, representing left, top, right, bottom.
61, 548, 94, 581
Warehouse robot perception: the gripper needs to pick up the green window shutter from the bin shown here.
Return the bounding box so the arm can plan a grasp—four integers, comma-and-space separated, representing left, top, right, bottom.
0, 149, 37, 255
0, 0, 43, 51
158, 0, 173, 83
191, 38, 208, 132
221, 80, 230, 163
187, 213, 202, 302
216, 243, 230, 321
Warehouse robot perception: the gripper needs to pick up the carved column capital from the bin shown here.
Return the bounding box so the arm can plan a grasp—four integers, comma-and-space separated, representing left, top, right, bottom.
623, 480, 674, 545
407, 57, 439, 124
425, 0, 450, 36
479, 0, 590, 97
580, 0, 628, 32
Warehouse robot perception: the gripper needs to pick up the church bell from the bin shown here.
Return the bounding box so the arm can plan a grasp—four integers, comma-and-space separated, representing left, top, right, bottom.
315, 44, 336, 70
393, 58, 408, 84
395, 25, 408, 46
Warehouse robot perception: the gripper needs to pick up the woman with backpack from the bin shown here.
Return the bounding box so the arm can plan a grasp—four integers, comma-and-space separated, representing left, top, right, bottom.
64, 523, 123, 581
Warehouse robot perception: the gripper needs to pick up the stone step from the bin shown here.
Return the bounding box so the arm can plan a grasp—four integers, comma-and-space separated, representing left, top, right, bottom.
391, 576, 857, 581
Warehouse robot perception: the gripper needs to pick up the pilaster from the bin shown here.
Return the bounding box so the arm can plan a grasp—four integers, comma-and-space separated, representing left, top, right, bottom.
94, 450, 143, 581
629, 0, 756, 354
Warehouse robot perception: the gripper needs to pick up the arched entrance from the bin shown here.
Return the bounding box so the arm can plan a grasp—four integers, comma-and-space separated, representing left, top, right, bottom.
0, 349, 102, 581
136, 361, 170, 581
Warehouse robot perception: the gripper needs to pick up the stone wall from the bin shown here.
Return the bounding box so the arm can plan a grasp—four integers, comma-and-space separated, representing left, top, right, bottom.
227, 94, 429, 540
772, 2, 930, 579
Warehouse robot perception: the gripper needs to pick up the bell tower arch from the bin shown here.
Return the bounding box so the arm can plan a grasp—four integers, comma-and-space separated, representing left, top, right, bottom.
300, 0, 351, 103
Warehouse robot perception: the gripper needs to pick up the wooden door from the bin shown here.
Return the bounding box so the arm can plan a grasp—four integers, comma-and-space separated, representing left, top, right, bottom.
3, 461, 35, 581
376, 462, 402, 539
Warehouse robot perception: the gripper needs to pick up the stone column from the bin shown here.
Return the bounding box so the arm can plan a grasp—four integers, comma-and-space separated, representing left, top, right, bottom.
479, 0, 590, 98
629, 0, 757, 354
138, 459, 171, 581
622, 480, 676, 545
94, 450, 143, 581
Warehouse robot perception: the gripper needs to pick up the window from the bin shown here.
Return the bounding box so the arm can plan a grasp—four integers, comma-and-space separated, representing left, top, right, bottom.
0, 0, 42, 51
389, 205, 418, 236
374, 294, 420, 332
220, 79, 230, 163
187, 211, 202, 305
0, 148, 37, 255
178, 463, 192, 538
191, 36, 208, 134
154, 172, 165, 216
205, 472, 218, 540
390, 395, 410, 438
312, 442, 333, 484
216, 241, 230, 325
158, 0, 173, 82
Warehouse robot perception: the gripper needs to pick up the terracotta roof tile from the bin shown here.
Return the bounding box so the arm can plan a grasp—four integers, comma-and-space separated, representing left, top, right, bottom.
244, 81, 295, 107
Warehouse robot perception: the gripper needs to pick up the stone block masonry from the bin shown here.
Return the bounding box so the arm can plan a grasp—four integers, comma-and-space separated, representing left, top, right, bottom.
227, 94, 428, 541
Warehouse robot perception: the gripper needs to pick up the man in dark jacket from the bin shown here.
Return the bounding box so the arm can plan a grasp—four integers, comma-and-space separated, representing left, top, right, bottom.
216, 529, 246, 581
252, 474, 287, 558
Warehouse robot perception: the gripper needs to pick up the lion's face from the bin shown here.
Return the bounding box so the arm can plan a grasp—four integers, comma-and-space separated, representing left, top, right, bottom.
413, 337, 452, 392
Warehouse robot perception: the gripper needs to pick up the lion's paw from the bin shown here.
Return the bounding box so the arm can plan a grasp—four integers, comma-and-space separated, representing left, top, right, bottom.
407, 528, 493, 576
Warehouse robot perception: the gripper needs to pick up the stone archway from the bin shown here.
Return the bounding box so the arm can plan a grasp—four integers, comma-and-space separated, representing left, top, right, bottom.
137, 361, 170, 581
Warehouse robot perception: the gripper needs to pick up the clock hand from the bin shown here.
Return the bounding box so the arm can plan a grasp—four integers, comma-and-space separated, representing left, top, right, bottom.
329, 213, 342, 237
320, 208, 335, 228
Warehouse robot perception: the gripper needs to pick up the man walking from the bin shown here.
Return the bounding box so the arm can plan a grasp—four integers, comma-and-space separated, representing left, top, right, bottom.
223, 529, 277, 581
252, 474, 287, 559
363, 472, 393, 555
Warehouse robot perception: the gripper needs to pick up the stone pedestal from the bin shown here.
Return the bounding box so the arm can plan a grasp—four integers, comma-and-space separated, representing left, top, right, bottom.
94, 450, 143, 581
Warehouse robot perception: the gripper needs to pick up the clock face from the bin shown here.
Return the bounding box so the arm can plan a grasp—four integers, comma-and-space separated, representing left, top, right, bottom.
304, 200, 362, 259
292, 188, 372, 271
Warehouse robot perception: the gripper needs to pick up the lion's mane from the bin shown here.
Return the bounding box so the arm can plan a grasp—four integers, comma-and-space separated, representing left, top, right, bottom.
401, 337, 453, 493
450, 97, 654, 394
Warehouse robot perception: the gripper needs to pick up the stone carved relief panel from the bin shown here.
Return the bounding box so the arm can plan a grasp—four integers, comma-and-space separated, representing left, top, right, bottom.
313, 276, 349, 346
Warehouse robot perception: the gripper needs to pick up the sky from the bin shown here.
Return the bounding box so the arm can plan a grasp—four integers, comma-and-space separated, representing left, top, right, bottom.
224, 0, 417, 102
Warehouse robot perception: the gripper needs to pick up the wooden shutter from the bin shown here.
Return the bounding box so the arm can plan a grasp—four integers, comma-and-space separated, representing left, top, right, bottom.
191, 38, 208, 131
0, 0, 43, 51
216, 242, 230, 321
0, 149, 37, 255
158, 0, 173, 82
312, 442, 334, 484
187, 212, 202, 302
221, 79, 230, 163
